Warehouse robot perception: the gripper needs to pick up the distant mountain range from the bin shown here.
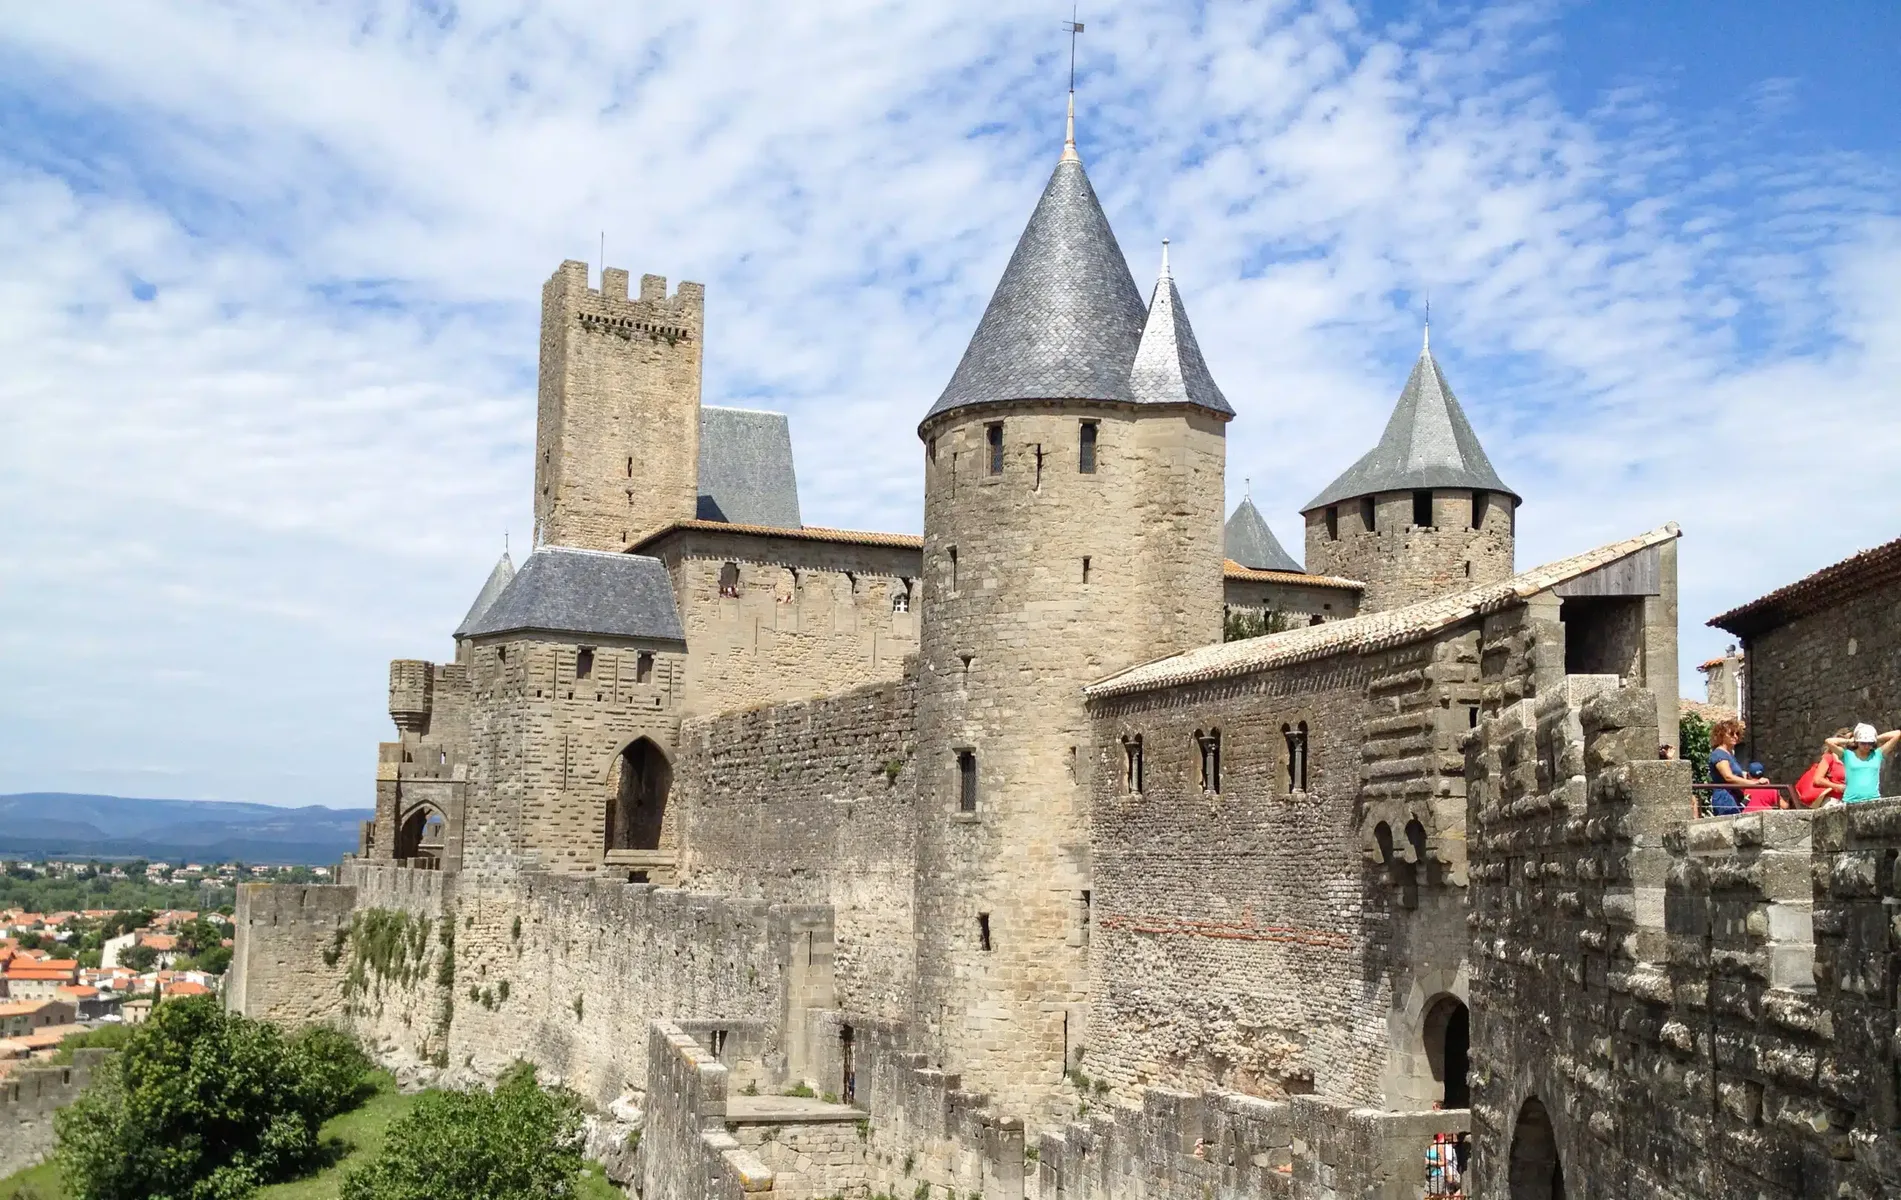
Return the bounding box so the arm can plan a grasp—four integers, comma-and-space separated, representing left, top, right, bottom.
0, 794, 373, 865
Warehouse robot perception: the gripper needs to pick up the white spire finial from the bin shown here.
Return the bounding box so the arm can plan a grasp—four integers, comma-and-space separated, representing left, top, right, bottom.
1422, 290, 1431, 354
1061, 91, 1079, 163
1160, 237, 1171, 278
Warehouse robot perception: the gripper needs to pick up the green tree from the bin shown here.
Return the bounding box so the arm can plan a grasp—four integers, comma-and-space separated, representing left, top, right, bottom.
119, 943, 160, 972
1222, 608, 1295, 643
1680, 711, 1713, 785
340, 1063, 583, 1200
54, 998, 371, 1200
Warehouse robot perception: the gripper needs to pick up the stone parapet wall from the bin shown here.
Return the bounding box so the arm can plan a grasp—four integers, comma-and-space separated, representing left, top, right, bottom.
0, 1049, 111, 1178
226, 881, 356, 1024
678, 668, 918, 1021
1466, 672, 1901, 1198
644, 1020, 776, 1200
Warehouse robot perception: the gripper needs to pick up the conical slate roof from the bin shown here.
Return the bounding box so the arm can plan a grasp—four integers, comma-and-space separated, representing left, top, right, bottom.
1303, 343, 1518, 513
453, 551, 516, 639
1127, 244, 1233, 415
923, 155, 1148, 423
1224, 498, 1301, 572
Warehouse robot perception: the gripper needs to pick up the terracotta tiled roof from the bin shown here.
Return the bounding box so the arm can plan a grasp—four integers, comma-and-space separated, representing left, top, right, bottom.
634, 519, 922, 552
1089, 524, 1681, 699
139, 935, 178, 952
1222, 560, 1363, 590
1710, 535, 1901, 636
165, 981, 213, 997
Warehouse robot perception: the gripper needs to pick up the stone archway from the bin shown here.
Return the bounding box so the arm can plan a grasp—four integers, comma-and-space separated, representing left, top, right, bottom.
1422, 995, 1470, 1108
607, 738, 672, 852
396, 803, 446, 869
1508, 1095, 1565, 1200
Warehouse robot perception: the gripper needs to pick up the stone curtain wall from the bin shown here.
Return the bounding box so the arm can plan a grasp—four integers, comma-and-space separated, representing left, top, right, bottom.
1083, 633, 1478, 1109
447, 872, 831, 1107
0, 1049, 111, 1178
1745, 585, 1901, 795
1465, 673, 1901, 1198
643, 1021, 775, 1200
335, 863, 456, 1078
653, 529, 920, 720
1037, 1089, 1467, 1200
677, 668, 919, 1021
226, 881, 356, 1024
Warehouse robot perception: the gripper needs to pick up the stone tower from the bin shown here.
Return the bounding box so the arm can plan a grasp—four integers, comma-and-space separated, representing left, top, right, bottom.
913, 107, 1231, 1123
534, 260, 704, 552
1301, 332, 1517, 612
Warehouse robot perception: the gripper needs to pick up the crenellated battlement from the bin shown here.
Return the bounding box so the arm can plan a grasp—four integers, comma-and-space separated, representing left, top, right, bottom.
544, 259, 702, 339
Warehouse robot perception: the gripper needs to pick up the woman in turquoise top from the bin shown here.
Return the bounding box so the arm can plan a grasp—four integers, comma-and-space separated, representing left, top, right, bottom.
1826, 723, 1901, 803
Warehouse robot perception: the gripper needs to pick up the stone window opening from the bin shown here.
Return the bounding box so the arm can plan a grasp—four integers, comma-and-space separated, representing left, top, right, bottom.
959, 654, 973, 683
1507, 1095, 1564, 1200
1468, 705, 1480, 729
1122, 734, 1144, 793
1034, 443, 1045, 491
626, 456, 633, 478
986, 422, 1004, 474
1079, 890, 1092, 947
957, 749, 977, 812
709, 1028, 729, 1058
1464, 559, 1472, 578
927, 436, 937, 462
719, 562, 740, 597
948, 546, 958, 591
1422, 995, 1470, 1108
607, 738, 672, 853
977, 913, 993, 951
636, 651, 654, 684
1471, 490, 1487, 530
1081, 556, 1091, 584
575, 647, 594, 680
1079, 421, 1098, 473
1412, 490, 1434, 529
1361, 496, 1376, 533
1196, 728, 1221, 794
892, 582, 912, 613
1325, 506, 1339, 541
1283, 721, 1309, 792
498, 645, 507, 663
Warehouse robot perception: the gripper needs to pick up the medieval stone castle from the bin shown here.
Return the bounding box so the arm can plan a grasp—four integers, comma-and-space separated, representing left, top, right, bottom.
218, 107, 1901, 1200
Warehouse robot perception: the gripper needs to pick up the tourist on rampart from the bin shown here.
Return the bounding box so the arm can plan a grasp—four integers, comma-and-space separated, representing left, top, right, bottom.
1707, 719, 1768, 815
1825, 723, 1901, 805
1742, 763, 1786, 811
1793, 729, 1851, 807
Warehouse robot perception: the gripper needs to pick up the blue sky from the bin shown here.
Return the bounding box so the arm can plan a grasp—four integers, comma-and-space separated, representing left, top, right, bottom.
1, 1, 1896, 808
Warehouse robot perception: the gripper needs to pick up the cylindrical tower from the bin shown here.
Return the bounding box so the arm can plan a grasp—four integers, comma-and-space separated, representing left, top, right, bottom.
912, 118, 1231, 1124
1301, 336, 1519, 612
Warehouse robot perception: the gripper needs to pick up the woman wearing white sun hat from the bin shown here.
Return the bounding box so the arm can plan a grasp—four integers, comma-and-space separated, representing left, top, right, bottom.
1824, 723, 1901, 805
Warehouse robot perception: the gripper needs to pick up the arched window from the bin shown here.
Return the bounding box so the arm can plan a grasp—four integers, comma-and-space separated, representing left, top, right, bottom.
1122, 734, 1144, 794
396, 805, 447, 870
575, 647, 594, 680
1283, 722, 1309, 792
892, 582, 912, 613
718, 562, 740, 597
1197, 728, 1221, 794
607, 739, 673, 852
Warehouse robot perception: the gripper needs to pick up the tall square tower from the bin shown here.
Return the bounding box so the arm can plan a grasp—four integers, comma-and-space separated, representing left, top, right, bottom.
534, 260, 703, 551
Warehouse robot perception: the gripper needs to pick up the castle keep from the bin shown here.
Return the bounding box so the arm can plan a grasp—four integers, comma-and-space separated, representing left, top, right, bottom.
227, 104, 1901, 1200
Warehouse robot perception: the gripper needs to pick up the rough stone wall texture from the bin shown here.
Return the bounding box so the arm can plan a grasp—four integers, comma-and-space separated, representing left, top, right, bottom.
803, 1010, 1027, 1200
535, 261, 703, 552
1221, 576, 1359, 626
334, 863, 456, 1078
731, 1118, 870, 1200
1083, 634, 1474, 1109
461, 636, 686, 877
1743, 585, 1901, 795
648, 529, 921, 719
1304, 488, 1514, 613
1036, 1088, 1466, 1200
226, 881, 356, 1024
644, 1020, 776, 1200
677, 668, 919, 1021
1465, 671, 1901, 1198
0, 1050, 111, 1178
915, 402, 1226, 1124
446, 872, 832, 1107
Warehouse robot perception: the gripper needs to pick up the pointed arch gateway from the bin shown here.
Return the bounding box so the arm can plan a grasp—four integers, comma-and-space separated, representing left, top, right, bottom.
1508, 1095, 1565, 1200
607, 737, 673, 852
396, 803, 447, 869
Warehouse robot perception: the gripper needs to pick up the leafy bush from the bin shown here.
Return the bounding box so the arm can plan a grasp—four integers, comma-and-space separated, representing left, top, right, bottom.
119, 944, 160, 972
339, 1062, 582, 1200
1222, 608, 1294, 642
54, 998, 371, 1200
1680, 712, 1712, 784
51, 1022, 135, 1063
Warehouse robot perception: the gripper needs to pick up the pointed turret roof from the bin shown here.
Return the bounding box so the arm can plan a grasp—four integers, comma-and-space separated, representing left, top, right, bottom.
453, 551, 516, 639
1302, 342, 1518, 513
924, 152, 1146, 423
1127, 242, 1233, 415
1224, 497, 1301, 572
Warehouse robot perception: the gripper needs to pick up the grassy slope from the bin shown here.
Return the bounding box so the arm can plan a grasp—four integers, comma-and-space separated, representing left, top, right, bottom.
0, 1072, 625, 1200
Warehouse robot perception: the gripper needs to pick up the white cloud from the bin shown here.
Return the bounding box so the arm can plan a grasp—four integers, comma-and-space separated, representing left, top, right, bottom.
0, 1, 1894, 804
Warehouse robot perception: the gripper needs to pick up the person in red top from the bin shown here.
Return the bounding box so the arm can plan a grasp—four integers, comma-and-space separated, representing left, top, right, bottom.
1741, 762, 1784, 811
1793, 728, 1852, 807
